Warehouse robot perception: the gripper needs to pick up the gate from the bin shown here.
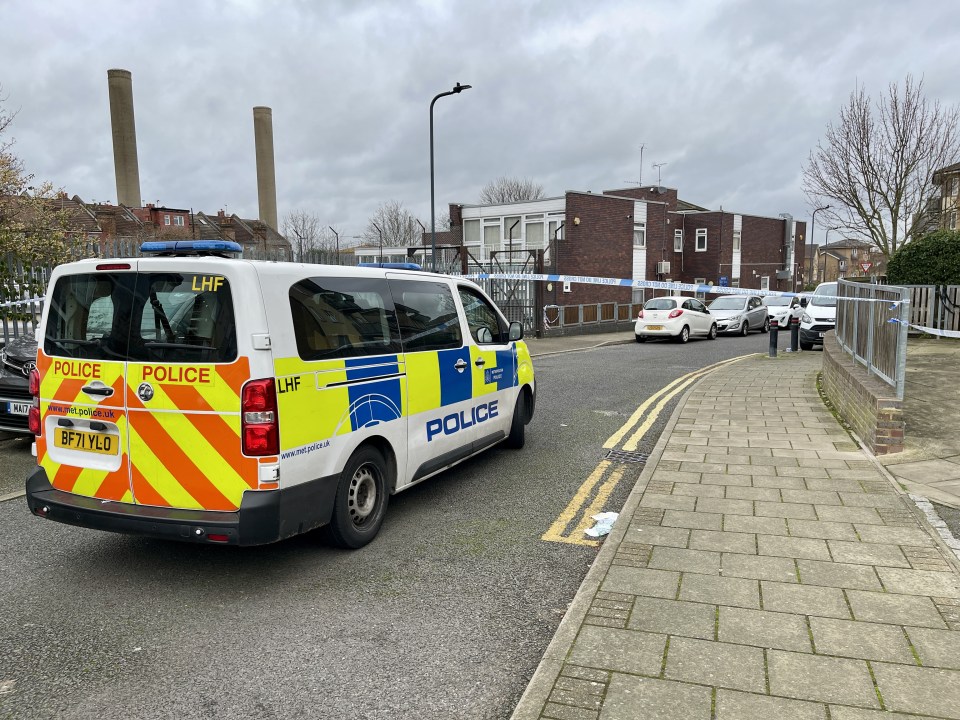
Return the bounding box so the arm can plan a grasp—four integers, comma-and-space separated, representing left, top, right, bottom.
484, 249, 542, 334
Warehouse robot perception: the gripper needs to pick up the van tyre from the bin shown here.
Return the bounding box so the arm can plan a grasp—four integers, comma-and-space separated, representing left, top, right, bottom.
800, 340, 814, 351
329, 446, 390, 549
506, 392, 527, 449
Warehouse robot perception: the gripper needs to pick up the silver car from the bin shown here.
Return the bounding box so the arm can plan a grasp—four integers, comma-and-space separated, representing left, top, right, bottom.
707, 295, 770, 335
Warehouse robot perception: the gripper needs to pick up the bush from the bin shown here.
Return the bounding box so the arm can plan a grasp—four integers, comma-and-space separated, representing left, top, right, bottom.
887, 230, 960, 284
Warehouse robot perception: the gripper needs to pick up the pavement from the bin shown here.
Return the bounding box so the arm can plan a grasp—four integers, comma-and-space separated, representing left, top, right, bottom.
515, 331, 960, 720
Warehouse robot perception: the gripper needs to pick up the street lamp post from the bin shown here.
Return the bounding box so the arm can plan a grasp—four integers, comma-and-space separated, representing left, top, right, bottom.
371, 221, 383, 264
415, 219, 427, 267
809, 204, 830, 287
430, 82, 472, 272
328, 226, 339, 265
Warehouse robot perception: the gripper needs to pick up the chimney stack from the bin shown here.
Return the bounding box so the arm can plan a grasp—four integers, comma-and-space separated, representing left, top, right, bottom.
253, 106, 278, 231
107, 69, 142, 208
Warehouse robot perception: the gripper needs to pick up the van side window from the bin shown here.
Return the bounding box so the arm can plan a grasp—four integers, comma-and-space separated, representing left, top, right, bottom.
389, 279, 463, 352
457, 286, 507, 344
289, 277, 400, 361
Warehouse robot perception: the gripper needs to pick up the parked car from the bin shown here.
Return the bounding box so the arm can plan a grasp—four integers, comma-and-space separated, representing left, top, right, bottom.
635, 296, 717, 343
706, 295, 770, 335
764, 294, 803, 330
799, 281, 838, 350
0, 333, 39, 435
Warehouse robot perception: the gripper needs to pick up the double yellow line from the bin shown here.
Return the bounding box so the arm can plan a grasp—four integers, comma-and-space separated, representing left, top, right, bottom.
542, 355, 749, 546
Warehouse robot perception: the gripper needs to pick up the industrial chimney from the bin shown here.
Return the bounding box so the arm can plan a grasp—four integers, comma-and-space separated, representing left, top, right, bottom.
107, 69, 142, 208
253, 106, 278, 230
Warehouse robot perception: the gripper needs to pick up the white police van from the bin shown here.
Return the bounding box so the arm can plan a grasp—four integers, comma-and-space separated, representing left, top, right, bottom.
26, 241, 536, 548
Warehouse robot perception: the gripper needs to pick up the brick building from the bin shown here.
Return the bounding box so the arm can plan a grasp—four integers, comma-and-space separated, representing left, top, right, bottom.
446, 185, 807, 307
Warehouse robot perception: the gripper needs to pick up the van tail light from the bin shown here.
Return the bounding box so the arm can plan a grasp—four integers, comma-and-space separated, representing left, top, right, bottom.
668, 309, 683, 319
28, 368, 41, 436
241, 378, 278, 456
637, 309, 644, 319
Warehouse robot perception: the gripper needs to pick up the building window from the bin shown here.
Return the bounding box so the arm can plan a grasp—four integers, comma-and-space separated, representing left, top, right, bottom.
633, 223, 646, 248
951, 176, 959, 196
851, 248, 858, 258
674, 229, 683, 252
760, 276, 770, 291
732, 231, 741, 252
164, 214, 171, 226
174, 216, 185, 227
950, 209, 958, 228
696, 228, 707, 252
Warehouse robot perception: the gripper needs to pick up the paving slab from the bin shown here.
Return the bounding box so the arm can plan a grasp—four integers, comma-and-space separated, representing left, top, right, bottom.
600, 675, 712, 720
718, 606, 813, 652
567, 625, 666, 675
872, 663, 960, 719
715, 690, 827, 720
663, 637, 766, 692
766, 650, 880, 708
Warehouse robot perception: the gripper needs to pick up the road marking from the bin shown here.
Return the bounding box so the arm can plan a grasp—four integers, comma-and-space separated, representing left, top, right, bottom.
543, 354, 754, 546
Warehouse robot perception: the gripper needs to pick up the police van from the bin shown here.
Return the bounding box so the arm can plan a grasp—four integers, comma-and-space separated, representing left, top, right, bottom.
25, 241, 536, 548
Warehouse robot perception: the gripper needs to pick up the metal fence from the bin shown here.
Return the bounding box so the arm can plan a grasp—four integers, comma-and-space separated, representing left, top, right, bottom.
541, 301, 643, 335
835, 278, 909, 399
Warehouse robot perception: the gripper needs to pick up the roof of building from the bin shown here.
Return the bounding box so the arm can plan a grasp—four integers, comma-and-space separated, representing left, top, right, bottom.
933, 162, 960, 184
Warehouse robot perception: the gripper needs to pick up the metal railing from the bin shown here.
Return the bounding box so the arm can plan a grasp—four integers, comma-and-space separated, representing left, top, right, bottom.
835, 279, 909, 398
542, 301, 643, 334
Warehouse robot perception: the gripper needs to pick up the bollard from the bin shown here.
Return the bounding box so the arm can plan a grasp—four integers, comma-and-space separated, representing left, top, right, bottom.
769, 319, 778, 357
789, 316, 800, 352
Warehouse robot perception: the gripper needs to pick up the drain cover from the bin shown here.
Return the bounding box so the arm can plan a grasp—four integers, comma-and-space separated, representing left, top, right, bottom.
604, 449, 649, 464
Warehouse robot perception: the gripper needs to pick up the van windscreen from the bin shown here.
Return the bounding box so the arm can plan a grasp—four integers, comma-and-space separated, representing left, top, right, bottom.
43, 272, 237, 363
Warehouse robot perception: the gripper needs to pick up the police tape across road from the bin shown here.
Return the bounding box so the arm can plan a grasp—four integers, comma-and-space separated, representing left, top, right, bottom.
466, 272, 911, 304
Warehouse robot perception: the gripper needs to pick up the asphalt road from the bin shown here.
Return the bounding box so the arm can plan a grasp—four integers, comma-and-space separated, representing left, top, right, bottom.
0, 332, 767, 720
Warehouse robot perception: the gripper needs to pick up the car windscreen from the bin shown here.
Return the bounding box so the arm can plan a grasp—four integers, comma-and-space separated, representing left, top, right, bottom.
764, 296, 791, 307
708, 297, 747, 310
43, 272, 237, 363
810, 285, 838, 307
644, 298, 677, 311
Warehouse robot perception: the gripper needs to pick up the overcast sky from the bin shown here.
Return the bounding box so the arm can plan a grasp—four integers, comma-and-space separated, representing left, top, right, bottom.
4, 0, 959, 246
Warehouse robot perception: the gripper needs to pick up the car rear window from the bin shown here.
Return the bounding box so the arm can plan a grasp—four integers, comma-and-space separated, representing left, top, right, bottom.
43, 272, 237, 363
645, 298, 678, 311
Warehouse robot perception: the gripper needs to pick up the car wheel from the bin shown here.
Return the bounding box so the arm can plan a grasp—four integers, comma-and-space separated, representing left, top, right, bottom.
505, 392, 528, 449
762, 317, 770, 333
800, 341, 814, 351
676, 325, 690, 343
707, 323, 717, 340
328, 446, 390, 549
740, 321, 749, 337
635, 334, 646, 343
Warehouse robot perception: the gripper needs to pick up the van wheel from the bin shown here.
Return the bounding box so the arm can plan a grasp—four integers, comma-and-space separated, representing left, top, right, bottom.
505, 392, 527, 449
800, 341, 814, 351
328, 446, 390, 549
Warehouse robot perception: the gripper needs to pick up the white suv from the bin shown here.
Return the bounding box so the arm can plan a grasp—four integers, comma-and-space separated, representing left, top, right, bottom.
799, 282, 838, 350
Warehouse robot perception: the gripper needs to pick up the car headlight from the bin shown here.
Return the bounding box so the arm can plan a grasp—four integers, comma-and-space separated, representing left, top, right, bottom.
801, 312, 812, 324
728, 315, 742, 324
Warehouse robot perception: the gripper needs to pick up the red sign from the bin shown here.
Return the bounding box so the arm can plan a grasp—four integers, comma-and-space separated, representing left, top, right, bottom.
859, 262, 873, 273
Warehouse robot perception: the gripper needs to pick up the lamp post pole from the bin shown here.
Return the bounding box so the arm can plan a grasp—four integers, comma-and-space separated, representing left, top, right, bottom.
328, 227, 339, 265
430, 82, 472, 272
371, 221, 383, 264
809, 204, 830, 287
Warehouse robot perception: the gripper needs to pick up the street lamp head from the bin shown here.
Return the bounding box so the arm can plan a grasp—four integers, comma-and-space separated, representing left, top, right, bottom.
453, 83, 471, 93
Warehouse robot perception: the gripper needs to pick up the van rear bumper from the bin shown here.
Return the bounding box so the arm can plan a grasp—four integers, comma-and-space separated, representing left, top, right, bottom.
25, 466, 338, 546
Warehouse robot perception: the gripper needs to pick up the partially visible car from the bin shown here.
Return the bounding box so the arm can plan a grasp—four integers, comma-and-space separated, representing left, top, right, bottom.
765, 294, 803, 330
706, 295, 770, 335
799, 282, 838, 350
0, 333, 39, 435
635, 296, 717, 343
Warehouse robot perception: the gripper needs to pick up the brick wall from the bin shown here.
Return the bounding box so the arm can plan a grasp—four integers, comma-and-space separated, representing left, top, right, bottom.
821, 332, 904, 454
559, 193, 634, 306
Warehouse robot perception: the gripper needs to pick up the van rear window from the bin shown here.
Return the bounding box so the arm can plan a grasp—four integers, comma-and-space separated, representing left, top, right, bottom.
43, 272, 237, 363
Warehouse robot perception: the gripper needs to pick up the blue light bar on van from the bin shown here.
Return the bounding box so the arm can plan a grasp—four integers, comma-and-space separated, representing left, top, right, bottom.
357, 262, 423, 271
140, 240, 244, 255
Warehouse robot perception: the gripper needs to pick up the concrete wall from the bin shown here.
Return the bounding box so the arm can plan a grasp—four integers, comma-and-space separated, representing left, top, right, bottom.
822, 332, 904, 454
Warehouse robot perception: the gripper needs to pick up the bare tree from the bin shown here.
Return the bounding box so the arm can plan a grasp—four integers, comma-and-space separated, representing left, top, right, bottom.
479, 177, 544, 204
803, 75, 960, 258
282, 209, 325, 261
364, 200, 422, 247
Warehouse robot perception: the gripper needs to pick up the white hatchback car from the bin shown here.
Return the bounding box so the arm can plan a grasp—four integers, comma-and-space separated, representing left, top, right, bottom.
635, 296, 718, 343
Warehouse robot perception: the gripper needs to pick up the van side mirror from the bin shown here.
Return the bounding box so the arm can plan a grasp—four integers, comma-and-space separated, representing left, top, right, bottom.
508, 321, 524, 342
800, 298, 808, 308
